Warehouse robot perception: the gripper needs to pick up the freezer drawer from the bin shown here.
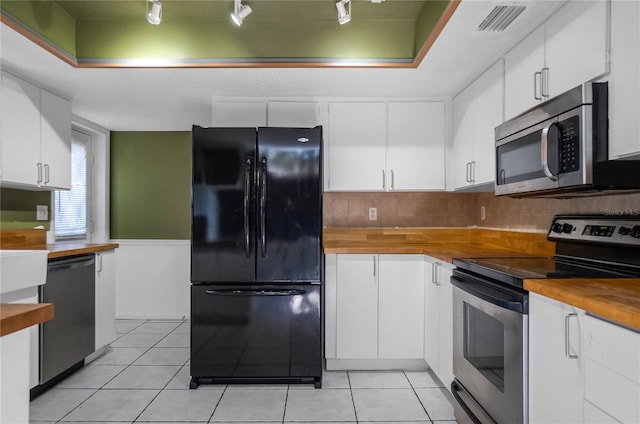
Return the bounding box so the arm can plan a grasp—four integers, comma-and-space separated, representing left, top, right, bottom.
190, 284, 322, 388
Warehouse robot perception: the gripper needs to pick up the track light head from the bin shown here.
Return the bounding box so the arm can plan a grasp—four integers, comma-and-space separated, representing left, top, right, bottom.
336, 0, 351, 25
146, 0, 162, 25
231, 0, 252, 26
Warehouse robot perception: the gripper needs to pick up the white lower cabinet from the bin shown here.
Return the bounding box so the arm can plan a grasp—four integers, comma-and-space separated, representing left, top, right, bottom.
583, 314, 640, 424
95, 250, 116, 350
326, 254, 425, 366
423, 256, 454, 388
529, 293, 585, 424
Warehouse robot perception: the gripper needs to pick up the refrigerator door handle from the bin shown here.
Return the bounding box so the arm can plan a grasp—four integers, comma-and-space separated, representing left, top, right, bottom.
205, 288, 307, 296
259, 157, 268, 258
244, 157, 252, 258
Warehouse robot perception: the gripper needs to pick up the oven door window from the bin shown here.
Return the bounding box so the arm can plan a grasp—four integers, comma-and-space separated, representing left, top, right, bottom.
463, 301, 505, 392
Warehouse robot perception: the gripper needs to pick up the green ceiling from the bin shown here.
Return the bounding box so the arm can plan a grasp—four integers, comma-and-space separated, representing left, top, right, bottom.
0, 0, 455, 67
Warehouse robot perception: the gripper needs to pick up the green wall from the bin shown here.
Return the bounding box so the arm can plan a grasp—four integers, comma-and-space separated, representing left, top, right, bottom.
0, 188, 51, 230
0, 0, 76, 57
110, 131, 191, 240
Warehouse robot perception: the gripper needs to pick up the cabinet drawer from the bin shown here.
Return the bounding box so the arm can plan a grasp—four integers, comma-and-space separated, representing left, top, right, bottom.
585, 359, 640, 424
584, 315, 640, 384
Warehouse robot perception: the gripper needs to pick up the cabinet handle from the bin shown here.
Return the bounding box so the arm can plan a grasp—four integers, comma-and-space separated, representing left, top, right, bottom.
44, 164, 50, 184
470, 161, 476, 183
541, 67, 550, 98
382, 170, 386, 190
96, 254, 103, 273
465, 162, 471, 183
391, 169, 395, 190
534, 71, 542, 100
373, 256, 376, 276
432, 262, 441, 286
565, 313, 578, 359
37, 163, 43, 184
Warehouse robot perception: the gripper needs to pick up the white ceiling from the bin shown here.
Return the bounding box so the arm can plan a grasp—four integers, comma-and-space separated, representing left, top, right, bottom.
0, 0, 563, 131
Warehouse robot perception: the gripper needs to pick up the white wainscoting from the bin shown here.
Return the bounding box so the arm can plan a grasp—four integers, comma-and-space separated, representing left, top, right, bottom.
113, 240, 190, 319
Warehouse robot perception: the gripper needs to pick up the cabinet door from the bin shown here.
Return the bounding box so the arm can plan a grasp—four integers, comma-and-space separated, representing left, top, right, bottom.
545, 0, 609, 98
423, 258, 440, 374
607, 0, 640, 159
437, 265, 453, 388
472, 60, 503, 185
267, 101, 320, 127
336, 254, 378, 359
95, 251, 116, 350
378, 254, 425, 359
529, 293, 584, 424
387, 102, 445, 190
1, 72, 41, 186
504, 25, 545, 120
40, 89, 71, 190
328, 102, 386, 191
450, 86, 475, 190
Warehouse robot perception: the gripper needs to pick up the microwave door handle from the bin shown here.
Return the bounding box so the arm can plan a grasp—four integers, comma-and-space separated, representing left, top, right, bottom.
541, 123, 559, 181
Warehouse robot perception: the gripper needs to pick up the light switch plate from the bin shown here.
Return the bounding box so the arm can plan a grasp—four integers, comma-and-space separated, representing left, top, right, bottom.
36, 205, 48, 221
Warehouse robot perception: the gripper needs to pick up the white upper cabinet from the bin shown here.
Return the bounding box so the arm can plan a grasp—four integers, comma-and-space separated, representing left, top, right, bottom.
40, 89, 72, 190
267, 101, 321, 127
387, 102, 445, 191
328, 102, 387, 191
328, 101, 445, 191
450, 60, 503, 190
1, 72, 41, 186
606, 0, 640, 159
1, 72, 71, 190
504, 0, 609, 120
504, 26, 546, 120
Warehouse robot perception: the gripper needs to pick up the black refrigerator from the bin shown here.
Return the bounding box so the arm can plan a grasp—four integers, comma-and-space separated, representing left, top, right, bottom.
190, 125, 323, 389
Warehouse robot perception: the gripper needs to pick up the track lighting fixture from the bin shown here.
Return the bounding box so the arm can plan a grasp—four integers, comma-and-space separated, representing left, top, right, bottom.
231, 0, 252, 26
335, 0, 351, 25
146, 0, 162, 25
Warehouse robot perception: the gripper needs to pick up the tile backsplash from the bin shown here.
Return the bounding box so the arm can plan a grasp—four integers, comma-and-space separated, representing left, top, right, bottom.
323, 191, 640, 232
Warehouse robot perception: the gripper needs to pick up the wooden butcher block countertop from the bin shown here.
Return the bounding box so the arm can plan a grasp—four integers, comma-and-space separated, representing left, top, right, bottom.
525, 278, 640, 331
323, 227, 556, 261
1, 228, 118, 258
0, 303, 54, 337
46, 242, 119, 259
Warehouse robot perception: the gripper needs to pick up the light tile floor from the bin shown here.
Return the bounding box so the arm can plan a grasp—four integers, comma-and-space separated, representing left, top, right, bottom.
30, 319, 458, 424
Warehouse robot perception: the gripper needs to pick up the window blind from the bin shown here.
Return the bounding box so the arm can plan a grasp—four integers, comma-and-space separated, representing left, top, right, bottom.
54, 136, 88, 239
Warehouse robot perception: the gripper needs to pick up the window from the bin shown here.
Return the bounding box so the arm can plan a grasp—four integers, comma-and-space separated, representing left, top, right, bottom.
54, 130, 90, 240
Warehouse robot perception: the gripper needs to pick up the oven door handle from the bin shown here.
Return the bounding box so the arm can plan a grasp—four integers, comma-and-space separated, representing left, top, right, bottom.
451, 275, 526, 313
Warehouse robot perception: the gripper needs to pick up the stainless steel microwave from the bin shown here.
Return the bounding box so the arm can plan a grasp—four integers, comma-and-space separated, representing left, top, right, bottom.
494, 82, 640, 197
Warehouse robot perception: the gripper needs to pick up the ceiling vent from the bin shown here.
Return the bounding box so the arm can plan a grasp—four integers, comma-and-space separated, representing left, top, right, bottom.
477, 5, 526, 32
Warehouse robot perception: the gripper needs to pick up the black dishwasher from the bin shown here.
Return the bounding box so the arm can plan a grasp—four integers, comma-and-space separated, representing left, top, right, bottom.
31, 254, 95, 398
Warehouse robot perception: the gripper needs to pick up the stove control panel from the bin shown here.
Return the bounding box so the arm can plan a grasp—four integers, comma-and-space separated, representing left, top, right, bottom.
548, 216, 640, 246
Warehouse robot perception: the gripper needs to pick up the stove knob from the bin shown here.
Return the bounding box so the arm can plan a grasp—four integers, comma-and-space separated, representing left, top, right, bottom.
562, 223, 574, 234
631, 225, 640, 238
551, 223, 563, 233
618, 226, 631, 236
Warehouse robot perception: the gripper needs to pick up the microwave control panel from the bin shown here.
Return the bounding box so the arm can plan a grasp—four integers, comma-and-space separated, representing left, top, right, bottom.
558, 116, 580, 174
548, 216, 640, 246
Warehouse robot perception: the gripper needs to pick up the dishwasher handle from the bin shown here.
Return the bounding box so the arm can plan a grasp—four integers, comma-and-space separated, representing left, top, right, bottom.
48, 256, 95, 272
205, 288, 307, 296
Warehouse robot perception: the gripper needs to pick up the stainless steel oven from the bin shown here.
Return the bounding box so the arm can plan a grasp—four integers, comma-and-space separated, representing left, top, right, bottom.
495, 81, 640, 198
451, 268, 527, 424
450, 215, 640, 424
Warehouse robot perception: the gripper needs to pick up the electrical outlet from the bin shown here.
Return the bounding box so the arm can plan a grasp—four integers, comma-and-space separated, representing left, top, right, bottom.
36, 205, 48, 221
369, 207, 377, 221
480, 205, 486, 221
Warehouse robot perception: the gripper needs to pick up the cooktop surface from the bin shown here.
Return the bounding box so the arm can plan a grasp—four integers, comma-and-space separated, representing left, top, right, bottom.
453, 256, 636, 288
